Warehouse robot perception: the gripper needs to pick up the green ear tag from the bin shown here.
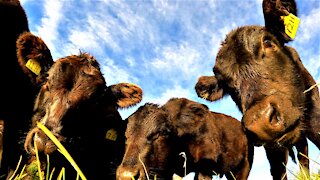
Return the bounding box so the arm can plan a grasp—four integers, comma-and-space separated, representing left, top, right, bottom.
282, 13, 300, 40
106, 129, 117, 141
26, 59, 41, 75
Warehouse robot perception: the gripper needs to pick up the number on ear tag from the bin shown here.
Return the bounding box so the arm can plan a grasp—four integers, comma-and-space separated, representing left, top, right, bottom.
26, 59, 41, 75
106, 129, 117, 141
282, 13, 300, 40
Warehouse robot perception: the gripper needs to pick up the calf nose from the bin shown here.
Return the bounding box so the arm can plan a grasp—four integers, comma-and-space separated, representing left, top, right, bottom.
117, 170, 140, 180
24, 127, 57, 155
116, 167, 142, 180
243, 102, 283, 143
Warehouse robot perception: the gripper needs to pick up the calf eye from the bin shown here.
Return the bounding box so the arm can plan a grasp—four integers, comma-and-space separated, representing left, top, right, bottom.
263, 39, 273, 48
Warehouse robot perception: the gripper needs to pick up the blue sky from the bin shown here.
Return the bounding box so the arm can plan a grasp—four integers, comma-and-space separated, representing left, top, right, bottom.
20, 0, 320, 179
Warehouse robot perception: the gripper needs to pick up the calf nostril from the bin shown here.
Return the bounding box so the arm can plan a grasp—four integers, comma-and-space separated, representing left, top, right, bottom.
134, 171, 140, 180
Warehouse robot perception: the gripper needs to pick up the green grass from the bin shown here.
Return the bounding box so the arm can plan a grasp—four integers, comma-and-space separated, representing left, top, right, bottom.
6, 122, 86, 180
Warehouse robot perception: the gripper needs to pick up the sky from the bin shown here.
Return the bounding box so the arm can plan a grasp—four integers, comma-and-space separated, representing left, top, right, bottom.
20, 0, 320, 179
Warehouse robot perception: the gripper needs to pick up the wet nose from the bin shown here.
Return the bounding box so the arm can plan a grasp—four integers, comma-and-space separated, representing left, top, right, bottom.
116, 166, 141, 180
25, 127, 57, 155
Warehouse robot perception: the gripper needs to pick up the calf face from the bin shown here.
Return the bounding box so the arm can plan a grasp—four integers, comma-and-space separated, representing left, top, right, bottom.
117, 98, 253, 180
117, 103, 176, 180
195, 1, 319, 177
213, 26, 308, 146
162, 98, 253, 180
16, 32, 143, 179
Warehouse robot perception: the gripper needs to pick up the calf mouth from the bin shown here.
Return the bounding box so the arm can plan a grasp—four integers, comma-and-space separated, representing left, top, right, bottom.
24, 126, 65, 155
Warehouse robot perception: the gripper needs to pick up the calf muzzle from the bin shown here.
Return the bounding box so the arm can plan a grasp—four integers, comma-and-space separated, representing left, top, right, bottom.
24, 126, 64, 155
242, 95, 302, 146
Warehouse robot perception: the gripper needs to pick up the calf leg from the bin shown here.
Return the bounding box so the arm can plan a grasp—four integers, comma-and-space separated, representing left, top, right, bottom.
229, 158, 251, 180
265, 147, 288, 180
296, 137, 309, 176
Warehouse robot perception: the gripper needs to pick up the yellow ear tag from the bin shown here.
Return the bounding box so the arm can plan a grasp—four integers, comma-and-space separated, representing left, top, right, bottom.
282, 13, 300, 40
26, 59, 41, 75
105, 129, 117, 141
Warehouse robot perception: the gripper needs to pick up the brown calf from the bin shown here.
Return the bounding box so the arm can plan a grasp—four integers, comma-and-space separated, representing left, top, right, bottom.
15, 32, 143, 179
0, 0, 54, 177
117, 98, 253, 180
195, 0, 318, 179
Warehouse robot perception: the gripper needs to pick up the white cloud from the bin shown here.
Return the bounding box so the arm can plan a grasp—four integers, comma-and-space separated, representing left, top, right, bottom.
20, 0, 29, 5
146, 84, 192, 106
296, 7, 320, 44
101, 57, 139, 86
151, 43, 202, 79
67, 29, 101, 55
34, 0, 63, 58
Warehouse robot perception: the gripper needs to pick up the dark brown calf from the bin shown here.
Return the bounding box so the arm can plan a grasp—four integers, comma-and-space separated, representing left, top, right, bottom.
117, 103, 177, 180
195, 1, 318, 179
117, 98, 253, 180
15, 32, 143, 179
0, 0, 54, 177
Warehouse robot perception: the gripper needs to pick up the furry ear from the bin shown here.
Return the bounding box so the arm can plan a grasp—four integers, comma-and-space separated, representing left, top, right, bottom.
195, 76, 224, 102
16, 32, 54, 85
262, 0, 297, 43
110, 83, 143, 108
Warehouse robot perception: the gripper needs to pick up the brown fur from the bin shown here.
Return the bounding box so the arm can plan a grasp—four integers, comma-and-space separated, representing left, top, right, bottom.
117, 98, 253, 180
195, 25, 317, 179
194, 1, 315, 179
15, 33, 143, 179
0, 1, 54, 177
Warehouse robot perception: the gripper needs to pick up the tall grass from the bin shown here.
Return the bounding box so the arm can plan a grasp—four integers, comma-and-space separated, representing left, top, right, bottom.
7, 122, 87, 180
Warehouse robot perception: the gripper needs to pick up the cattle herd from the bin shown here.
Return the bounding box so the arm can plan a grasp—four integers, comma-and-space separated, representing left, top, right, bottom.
0, 0, 319, 180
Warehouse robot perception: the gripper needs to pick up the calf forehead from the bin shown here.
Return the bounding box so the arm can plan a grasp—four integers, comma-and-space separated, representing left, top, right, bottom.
47, 53, 105, 87
126, 104, 169, 136
217, 26, 266, 65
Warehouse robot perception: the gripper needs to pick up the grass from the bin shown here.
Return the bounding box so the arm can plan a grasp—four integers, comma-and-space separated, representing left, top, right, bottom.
6, 122, 87, 180
3, 123, 320, 180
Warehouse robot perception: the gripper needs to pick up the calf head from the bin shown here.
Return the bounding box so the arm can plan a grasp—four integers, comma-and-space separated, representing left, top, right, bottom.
194, 0, 318, 148
196, 25, 309, 147
117, 103, 176, 180
162, 98, 223, 175
16, 33, 143, 156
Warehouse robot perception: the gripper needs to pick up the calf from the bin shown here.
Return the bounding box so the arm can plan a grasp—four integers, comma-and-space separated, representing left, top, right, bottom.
195, 0, 318, 179
15, 32, 143, 179
117, 98, 253, 180
0, 0, 53, 177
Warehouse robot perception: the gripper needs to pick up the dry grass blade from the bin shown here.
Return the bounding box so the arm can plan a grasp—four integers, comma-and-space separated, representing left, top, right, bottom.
57, 168, 65, 180
299, 152, 320, 166
17, 165, 27, 180
49, 167, 55, 180
229, 171, 236, 180
8, 155, 22, 180
34, 139, 43, 180
179, 152, 187, 177
46, 155, 50, 180
37, 122, 87, 180
304, 82, 320, 93
138, 154, 150, 180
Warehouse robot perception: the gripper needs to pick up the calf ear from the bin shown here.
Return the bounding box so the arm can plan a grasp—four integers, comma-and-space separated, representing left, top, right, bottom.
16, 32, 54, 85
195, 76, 224, 102
110, 83, 143, 108
262, 0, 297, 43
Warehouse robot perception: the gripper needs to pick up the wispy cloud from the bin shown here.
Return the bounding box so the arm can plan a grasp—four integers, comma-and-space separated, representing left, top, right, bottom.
150, 42, 201, 80
296, 7, 320, 44
34, 0, 64, 58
